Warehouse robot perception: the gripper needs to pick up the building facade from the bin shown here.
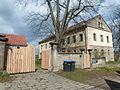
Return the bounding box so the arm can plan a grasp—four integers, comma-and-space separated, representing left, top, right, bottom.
39, 15, 114, 71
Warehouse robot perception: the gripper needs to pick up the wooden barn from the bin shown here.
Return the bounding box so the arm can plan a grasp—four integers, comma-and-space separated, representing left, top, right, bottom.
0, 33, 35, 74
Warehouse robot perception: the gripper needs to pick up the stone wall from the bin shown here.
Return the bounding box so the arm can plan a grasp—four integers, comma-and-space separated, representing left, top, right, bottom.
57, 53, 83, 70
0, 41, 5, 72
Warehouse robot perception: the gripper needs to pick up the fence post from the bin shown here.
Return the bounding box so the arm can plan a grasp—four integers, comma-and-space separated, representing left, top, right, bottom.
49, 42, 59, 71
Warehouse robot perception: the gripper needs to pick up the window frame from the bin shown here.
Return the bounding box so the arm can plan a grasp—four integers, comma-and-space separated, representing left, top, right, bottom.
67, 37, 70, 44
107, 36, 109, 43
100, 35, 103, 42
93, 33, 97, 41
79, 34, 83, 42
72, 35, 76, 43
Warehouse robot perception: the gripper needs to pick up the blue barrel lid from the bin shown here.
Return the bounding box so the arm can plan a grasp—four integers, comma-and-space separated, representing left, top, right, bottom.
64, 60, 75, 63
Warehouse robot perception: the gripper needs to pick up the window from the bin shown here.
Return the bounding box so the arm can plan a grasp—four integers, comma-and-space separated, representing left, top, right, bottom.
74, 50, 76, 53
61, 39, 65, 45
80, 34, 83, 41
98, 22, 104, 29
100, 35, 103, 42
93, 33, 96, 41
67, 37, 70, 44
41, 45, 43, 50
98, 22, 101, 28
45, 44, 47, 49
101, 23, 103, 28
101, 49, 104, 57
72, 35, 76, 43
107, 36, 109, 43
108, 50, 110, 55
67, 50, 70, 52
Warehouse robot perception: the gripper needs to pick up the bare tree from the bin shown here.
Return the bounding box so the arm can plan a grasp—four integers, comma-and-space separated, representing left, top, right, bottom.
17, 0, 102, 43
109, 6, 120, 60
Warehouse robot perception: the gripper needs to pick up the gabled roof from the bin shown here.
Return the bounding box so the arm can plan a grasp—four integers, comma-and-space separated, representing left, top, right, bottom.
67, 15, 99, 31
39, 15, 101, 44
0, 33, 27, 46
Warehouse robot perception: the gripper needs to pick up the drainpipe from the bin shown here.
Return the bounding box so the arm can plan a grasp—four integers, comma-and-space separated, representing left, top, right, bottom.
84, 24, 87, 54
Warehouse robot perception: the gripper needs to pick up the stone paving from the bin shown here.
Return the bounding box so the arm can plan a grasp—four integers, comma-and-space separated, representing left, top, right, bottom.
0, 69, 103, 90
86, 74, 120, 90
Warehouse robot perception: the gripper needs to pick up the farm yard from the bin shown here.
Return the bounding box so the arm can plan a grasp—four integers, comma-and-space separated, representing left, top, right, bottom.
1, 0, 120, 89
0, 68, 103, 90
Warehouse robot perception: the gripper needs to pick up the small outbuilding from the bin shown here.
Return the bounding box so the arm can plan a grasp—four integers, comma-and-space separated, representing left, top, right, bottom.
0, 33, 35, 74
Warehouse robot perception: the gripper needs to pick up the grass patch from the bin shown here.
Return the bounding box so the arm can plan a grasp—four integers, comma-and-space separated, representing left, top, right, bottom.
55, 68, 120, 83
95, 67, 120, 72
0, 73, 10, 77
106, 61, 120, 64
35, 60, 41, 68
0, 73, 12, 83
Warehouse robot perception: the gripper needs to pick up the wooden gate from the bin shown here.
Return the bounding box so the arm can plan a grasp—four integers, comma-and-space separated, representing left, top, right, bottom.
6, 45, 35, 74
41, 50, 51, 69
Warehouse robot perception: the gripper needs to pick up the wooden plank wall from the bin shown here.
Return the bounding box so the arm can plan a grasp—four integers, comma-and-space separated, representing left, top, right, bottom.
6, 45, 35, 74
41, 50, 51, 69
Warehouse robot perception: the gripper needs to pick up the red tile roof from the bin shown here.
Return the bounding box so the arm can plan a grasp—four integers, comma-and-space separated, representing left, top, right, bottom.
67, 15, 99, 31
0, 33, 27, 46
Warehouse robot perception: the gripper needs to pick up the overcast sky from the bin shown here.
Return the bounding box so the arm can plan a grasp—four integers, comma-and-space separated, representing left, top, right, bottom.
0, 0, 120, 51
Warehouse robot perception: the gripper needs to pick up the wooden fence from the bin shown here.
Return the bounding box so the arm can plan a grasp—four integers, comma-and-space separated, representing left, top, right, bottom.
41, 50, 51, 69
6, 45, 35, 74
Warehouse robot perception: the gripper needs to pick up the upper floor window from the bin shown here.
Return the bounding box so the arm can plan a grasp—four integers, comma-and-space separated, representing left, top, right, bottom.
98, 22, 101, 28
45, 44, 47, 49
67, 37, 70, 44
93, 33, 96, 41
98, 22, 104, 29
61, 39, 65, 45
79, 34, 83, 41
72, 35, 76, 43
100, 35, 103, 42
107, 36, 109, 43
108, 50, 110, 55
41, 45, 43, 50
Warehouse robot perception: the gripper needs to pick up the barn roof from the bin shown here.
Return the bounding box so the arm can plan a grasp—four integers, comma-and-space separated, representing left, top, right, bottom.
0, 33, 27, 46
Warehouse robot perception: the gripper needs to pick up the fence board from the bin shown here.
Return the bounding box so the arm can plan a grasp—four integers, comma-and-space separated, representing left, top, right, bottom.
6, 45, 35, 74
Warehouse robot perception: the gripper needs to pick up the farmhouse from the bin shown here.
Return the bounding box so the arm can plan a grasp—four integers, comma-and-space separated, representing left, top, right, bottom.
39, 15, 114, 71
0, 33, 35, 74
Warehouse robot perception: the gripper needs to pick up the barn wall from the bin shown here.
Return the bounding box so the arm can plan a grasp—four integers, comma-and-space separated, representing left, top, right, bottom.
0, 41, 5, 72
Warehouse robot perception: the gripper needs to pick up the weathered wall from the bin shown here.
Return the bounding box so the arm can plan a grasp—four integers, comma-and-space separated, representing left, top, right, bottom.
87, 27, 113, 47
57, 53, 83, 70
0, 41, 5, 72
87, 15, 111, 32
86, 27, 114, 61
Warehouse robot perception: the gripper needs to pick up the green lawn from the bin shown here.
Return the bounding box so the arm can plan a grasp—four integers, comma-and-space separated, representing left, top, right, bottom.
0, 73, 10, 77
106, 61, 120, 64
55, 67, 120, 83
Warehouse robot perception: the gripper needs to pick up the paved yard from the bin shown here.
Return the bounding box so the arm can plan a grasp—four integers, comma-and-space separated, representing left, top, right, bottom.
86, 74, 120, 90
0, 69, 103, 90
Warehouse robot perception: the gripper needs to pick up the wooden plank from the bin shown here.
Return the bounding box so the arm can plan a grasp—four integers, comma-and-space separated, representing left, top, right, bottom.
6, 45, 35, 74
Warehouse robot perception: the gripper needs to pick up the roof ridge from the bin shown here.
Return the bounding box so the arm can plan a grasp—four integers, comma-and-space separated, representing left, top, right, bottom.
0, 33, 25, 37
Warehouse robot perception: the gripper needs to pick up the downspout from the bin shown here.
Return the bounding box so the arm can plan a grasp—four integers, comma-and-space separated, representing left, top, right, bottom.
84, 24, 87, 54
